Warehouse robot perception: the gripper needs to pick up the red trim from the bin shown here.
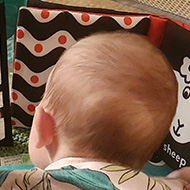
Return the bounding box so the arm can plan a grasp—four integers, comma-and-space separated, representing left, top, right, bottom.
184, 24, 190, 31
147, 15, 168, 48
169, 19, 190, 31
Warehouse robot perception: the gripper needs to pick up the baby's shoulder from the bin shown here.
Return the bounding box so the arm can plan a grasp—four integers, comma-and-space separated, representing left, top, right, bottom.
0, 166, 184, 190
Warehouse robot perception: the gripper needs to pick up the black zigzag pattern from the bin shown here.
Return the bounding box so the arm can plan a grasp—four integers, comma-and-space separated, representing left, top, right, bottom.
18, 9, 150, 40
16, 43, 65, 73
12, 74, 45, 102
11, 103, 33, 127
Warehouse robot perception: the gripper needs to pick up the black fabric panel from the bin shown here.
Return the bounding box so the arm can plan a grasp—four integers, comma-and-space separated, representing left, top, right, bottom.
157, 133, 190, 170
156, 20, 190, 169
161, 20, 190, 72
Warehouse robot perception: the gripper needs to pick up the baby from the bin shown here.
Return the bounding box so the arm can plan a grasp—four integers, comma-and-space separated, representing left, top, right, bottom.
0, 31, 188, 189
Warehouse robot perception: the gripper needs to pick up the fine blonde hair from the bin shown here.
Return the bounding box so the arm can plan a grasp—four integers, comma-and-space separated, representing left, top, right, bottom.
41, 31, 178, 169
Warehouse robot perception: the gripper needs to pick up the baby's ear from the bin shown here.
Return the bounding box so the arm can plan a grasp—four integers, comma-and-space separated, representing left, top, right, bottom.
35, 105, 56, 148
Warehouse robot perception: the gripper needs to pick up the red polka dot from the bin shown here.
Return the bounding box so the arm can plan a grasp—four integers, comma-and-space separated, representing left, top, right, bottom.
17, 29, 24, 39
41, 10, 50, 19
81, 13, 90, 22
124, 16, 132, 25
58, 35, 67, 44
28, 104, 35, 112
14, 62, 21, 71
12, 92, 18, 101
34, 44, 43, 53
31, 75, 39, 83
12, 120, 16, 126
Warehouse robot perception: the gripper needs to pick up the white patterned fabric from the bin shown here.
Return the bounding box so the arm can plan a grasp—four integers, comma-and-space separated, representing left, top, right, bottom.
0, 157, 185, 189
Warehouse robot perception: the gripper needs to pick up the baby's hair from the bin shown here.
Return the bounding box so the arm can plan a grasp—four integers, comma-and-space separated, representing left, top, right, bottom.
41, 31, 178, 169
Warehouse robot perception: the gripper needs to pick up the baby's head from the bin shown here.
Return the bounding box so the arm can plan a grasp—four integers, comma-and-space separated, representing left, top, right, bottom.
29, 31, 178, 169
